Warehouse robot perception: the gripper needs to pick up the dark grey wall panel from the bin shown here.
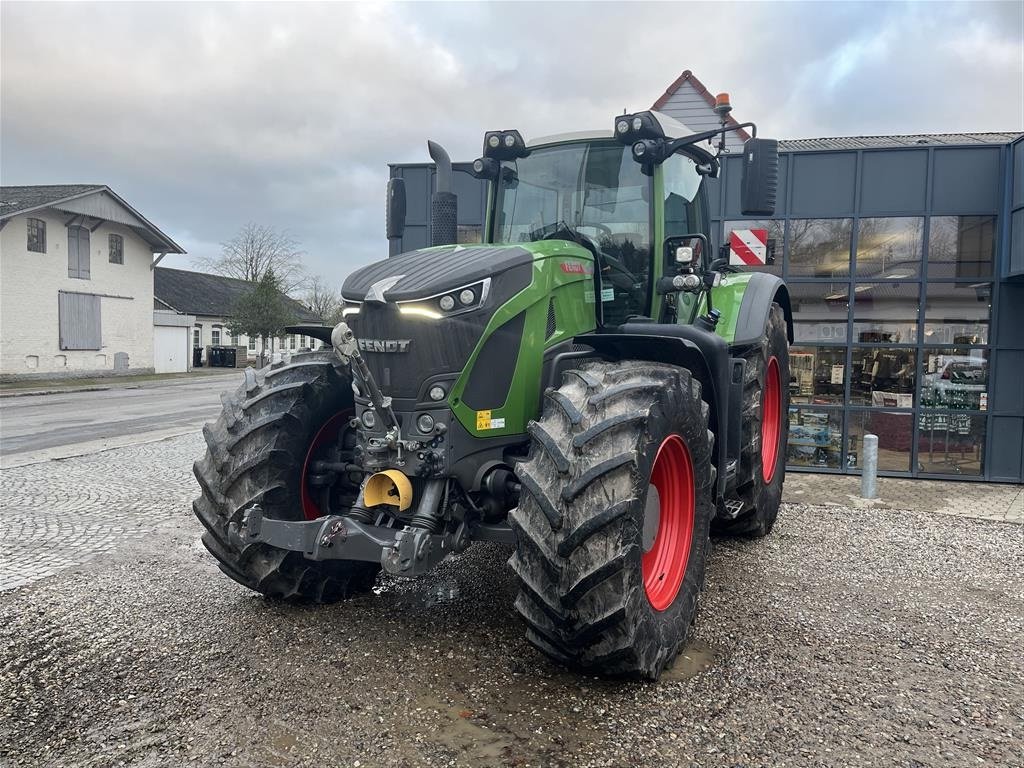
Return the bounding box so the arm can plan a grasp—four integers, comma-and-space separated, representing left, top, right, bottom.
931, 147, 1001, 213
724, 154, 788, 218
987, 416, 1023, 482
1011, 209, 1024, 277
706, 174, 721, 219
1013, 139, 1023, 209
994, 280, 1024, 348
992, 350, 1024, 412
859, 150, 928, 213
790, 153, 856, 215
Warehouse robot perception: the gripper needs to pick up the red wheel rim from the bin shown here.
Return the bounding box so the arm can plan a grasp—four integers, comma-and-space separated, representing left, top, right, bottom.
761, 356, 782, 483
642, 435, 695, 612
300, 411, 352, 520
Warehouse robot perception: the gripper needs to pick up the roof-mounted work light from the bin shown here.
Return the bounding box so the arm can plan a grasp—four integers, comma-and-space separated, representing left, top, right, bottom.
613, 111, 666, 145
481, 130, 529, 161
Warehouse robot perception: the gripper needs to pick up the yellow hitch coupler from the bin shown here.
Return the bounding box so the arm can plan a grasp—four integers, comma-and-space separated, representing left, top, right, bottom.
363, 470, 413, 511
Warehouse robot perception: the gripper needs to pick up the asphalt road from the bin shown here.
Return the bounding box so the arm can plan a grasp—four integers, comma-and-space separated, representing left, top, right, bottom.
0, 373, 241, 464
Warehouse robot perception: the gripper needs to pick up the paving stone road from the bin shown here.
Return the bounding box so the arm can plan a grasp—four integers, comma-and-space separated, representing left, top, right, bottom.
1, 432, 1022, 767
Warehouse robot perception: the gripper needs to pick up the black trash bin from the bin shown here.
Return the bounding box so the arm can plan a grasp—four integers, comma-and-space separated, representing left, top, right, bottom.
193, 347, 203, 368
210, 347, 224, 367
223, 347, 237, 368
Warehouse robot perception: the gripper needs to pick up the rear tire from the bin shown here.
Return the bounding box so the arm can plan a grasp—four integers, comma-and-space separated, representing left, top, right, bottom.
716, 303, 789, 537
192, 351, 379, 602
510, 361, 714, 680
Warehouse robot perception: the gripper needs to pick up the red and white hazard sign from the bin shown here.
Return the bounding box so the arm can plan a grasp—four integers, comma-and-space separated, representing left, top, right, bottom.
728, 229, 768, 266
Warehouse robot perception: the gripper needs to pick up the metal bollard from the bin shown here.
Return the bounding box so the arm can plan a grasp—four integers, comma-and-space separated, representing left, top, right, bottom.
861, 434, 878, 499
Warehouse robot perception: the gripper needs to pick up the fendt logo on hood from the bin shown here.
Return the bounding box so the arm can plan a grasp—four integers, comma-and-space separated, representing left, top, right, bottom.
358, 338, 412, 353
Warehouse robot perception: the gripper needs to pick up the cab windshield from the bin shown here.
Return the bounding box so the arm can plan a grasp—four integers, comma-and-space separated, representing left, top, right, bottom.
493, 139, 704, 324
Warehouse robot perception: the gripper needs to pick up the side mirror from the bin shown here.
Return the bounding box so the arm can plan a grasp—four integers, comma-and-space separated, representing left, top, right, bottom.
386, 177, 406, 240
740, 138, 778, 216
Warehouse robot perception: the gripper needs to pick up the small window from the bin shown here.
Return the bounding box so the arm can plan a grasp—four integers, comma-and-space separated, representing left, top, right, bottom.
193, 328, 201, 348
288, 334, 296, 350
108, 234, 124, 264
211, 329, 221, 346
231, 332, 240, 346
248, 337, 256, 351
27, 218, 46, 253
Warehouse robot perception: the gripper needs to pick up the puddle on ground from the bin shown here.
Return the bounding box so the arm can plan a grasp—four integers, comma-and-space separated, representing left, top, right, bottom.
661, 639, 716, 682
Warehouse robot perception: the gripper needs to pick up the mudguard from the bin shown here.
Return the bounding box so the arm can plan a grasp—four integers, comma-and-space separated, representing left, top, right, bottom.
576, 325, 731, 500
730, 273, 794, 345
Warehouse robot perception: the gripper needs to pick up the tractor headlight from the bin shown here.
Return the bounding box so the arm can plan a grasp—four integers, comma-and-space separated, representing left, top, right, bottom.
398, 278, 490, 318
632, 116, 643, 131
428, 385, 446, 402
616, 119, 629, 135
361, 410, 377, 429
416, 414, 435, 434
487, 134, 501, 149
612, 111, 666, 145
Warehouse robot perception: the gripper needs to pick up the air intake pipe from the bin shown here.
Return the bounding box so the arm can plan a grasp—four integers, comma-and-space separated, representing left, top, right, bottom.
428, 140, 457, 247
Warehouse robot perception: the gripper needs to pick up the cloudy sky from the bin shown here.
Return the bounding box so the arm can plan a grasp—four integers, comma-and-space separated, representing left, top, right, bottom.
2, 1, 1022, 288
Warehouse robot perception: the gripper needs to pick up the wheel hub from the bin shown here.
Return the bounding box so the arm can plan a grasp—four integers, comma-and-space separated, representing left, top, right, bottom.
641, 435, 695, 612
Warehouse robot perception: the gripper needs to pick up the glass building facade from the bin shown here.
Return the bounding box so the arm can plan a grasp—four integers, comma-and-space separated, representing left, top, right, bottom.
389, 134, 1024, 482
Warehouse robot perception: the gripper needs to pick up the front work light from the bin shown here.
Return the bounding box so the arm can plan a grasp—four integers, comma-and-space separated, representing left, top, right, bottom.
482, 129, 529, 161
612, 111, 665, 145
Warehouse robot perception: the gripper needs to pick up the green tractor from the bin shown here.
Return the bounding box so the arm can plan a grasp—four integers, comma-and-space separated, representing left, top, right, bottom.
193, 105, 792, 680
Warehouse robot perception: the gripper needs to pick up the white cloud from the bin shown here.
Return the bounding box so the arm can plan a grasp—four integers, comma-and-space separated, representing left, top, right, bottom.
2, 1, 1020, 285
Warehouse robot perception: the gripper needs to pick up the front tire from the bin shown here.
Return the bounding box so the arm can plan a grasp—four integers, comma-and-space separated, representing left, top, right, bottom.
510, 361, 714, 680
192, 351, 379, 602
716, 302, 789, 537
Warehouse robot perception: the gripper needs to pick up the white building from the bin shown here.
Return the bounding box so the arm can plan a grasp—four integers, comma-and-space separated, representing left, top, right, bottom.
0, 185, 186, 380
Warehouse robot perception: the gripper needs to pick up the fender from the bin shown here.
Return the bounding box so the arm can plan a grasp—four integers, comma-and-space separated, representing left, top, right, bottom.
285, 325, 333, 344
731, 273, 794, 346
576, 325, 731, 500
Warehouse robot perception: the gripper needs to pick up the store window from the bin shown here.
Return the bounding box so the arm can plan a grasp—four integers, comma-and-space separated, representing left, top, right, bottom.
789, 346, 847, 404
852, 282, 920, 343
787, 407, 843, 469
923, 282, 991, 345
787, 219, 852, 277
927, 216, 994, 279
849, 348, 916, 407
789, 282, 850, 343
917, 412, 985, 476
848, 411, 914, 473
855, 217, 923, 278
722, 219, 783, 274
921, 348, 988, 411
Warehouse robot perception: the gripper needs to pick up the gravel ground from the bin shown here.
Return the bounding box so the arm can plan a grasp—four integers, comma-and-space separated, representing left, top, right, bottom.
1, 440, 1022, 766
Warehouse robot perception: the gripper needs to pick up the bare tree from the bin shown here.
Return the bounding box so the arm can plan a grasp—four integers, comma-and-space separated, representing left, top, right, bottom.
304, 275, 344, 325
197, 222, 307, 293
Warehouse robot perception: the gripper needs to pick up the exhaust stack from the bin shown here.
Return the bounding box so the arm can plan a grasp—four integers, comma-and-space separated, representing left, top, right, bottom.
428, 140, 457, 247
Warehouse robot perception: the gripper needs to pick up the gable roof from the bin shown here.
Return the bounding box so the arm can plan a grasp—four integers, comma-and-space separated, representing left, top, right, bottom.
0, 184, 185, 254
154, 266, 320, 323
651, 70, 751, 142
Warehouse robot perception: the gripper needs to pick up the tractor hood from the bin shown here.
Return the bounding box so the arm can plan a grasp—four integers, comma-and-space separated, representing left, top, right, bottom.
342, 244, 534, 303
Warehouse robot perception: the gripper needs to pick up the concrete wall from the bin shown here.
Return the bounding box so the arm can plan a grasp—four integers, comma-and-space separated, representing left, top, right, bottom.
0, 211, 156, 378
